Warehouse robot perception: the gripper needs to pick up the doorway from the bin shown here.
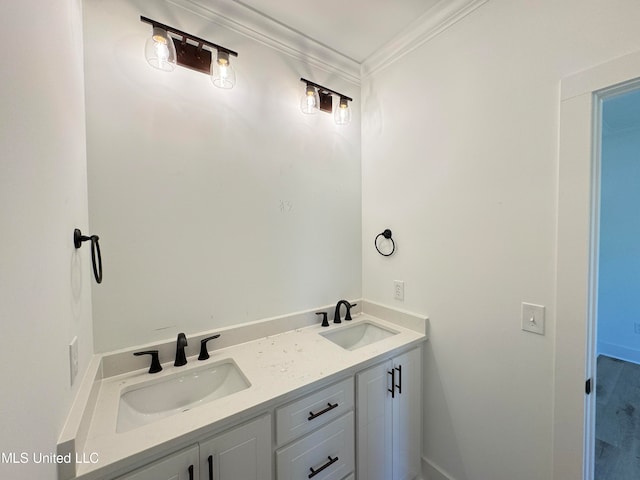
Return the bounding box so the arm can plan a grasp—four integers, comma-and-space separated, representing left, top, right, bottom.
554, 50, 640, 480
594, 85, 640, 478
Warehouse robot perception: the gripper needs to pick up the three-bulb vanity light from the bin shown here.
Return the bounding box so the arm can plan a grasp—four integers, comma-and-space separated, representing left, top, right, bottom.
300, 78, 353, 125
140, 16, 237, 89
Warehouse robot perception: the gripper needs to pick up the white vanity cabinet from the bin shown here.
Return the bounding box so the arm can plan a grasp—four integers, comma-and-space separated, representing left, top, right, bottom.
68, 315, 427, 480
199, 415, 272, 480
114, 445, 199, 480
356, 347, 421, 480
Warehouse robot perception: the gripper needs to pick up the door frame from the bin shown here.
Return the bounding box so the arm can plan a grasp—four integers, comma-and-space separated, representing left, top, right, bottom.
554, 49, 640, 480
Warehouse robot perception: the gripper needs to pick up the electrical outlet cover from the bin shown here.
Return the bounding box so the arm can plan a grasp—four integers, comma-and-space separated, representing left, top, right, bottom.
394, 280, 404, 301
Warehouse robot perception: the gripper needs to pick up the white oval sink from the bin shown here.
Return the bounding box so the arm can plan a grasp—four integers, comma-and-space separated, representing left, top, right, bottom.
320, 321, 398, 350
116, 359, 250, 433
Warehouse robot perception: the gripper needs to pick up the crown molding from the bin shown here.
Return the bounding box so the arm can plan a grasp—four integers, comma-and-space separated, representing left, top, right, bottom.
361, 0, 489, 78
167, 0, 488, 86
167, 0, 361, 85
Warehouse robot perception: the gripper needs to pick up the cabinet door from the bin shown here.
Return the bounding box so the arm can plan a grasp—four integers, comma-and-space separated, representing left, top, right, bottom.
115, 445, 198, 480
392, 347, 421, 480
199, 415, 272, 480
356, 360, 393, 480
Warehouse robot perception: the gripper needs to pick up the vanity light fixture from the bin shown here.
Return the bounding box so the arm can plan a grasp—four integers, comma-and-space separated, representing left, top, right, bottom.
140, 16, 238, 89
299, 78, 353, 125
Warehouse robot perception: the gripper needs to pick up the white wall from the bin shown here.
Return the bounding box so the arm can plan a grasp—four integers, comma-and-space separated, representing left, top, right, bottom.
0, 0, 93, 479
361, 0, 640, 479
83, 0, 362, 353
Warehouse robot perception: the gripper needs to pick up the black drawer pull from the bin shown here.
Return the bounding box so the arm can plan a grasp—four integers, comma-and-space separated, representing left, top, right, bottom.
395, 365, 402, 394
308, 456, 339, 478
388, 369, 396, 398
208, 455, 213, 480
188, 464, 194, 480
308, 402, 338, 421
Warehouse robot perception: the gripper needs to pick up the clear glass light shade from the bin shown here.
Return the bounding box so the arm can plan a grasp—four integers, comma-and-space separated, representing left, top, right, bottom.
145, 27, 176, 72
334, 98, 351, 125
300, 85, 319, 114
211, 50, 236, 89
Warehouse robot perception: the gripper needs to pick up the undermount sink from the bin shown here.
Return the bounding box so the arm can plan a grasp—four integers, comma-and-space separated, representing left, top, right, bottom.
320, 321, 398, 351
116, 359, 250, 433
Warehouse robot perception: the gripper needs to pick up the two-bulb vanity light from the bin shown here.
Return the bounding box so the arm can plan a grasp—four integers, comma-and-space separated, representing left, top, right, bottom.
140, 16, 237, 89
300, 78, 353, 125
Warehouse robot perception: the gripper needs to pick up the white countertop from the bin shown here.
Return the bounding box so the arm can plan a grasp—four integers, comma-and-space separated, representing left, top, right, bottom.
71, 309, 426, 479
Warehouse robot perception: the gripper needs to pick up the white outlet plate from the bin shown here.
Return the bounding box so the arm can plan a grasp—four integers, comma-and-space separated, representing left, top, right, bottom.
394, 280, 404, 301
521, 303, 545, 335
69, 336, 78, 386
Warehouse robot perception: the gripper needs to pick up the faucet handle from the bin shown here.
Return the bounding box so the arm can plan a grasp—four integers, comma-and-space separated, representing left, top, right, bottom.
316, 311, 330, 327
198, 334, 221, 360
345, 303, 357, 321
133, 350, 162, 374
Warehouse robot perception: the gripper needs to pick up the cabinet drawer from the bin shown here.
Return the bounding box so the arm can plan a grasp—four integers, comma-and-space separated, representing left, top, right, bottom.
276, 377, 353, 446
276, 412, 354, 480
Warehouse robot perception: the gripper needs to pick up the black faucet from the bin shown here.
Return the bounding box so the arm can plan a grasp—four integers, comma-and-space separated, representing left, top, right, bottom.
198, 334, 221, 360
333, 300, 357, 324
174, 332, 188, 366
133, 350, 162, 374
316, 311, 330, 327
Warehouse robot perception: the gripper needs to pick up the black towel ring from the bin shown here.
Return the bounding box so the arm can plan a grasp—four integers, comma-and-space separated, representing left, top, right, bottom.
375, 229, 396, 257
74, 228, 103, 283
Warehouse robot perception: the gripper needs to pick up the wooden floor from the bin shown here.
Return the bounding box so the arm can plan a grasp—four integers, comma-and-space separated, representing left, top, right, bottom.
595, 355, 640, 479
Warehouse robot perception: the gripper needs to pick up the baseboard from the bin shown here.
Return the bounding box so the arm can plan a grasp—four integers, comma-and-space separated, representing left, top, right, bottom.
422, 456, 457, 480
598, 341, 640, 365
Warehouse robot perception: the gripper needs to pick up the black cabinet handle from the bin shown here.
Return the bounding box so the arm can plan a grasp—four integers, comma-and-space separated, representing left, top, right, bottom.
188, 464, 194, 480
208, 455, 214, 480
395, 365, 402, 394
388, 369, 396, 398
308, 456, 339, 478
308, 402, 338, 421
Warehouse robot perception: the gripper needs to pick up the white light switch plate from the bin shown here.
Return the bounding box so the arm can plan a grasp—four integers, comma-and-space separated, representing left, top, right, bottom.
521, 303, 545, 335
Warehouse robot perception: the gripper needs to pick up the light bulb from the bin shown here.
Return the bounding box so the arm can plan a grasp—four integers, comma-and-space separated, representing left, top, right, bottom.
334, 97, 351, 125
211, 50, 236, 89
300, 84, 319, 114
144, 27, 176, 72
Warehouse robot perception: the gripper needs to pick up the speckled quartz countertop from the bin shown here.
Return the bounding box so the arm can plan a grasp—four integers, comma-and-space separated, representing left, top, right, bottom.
64, 304, 427, 480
